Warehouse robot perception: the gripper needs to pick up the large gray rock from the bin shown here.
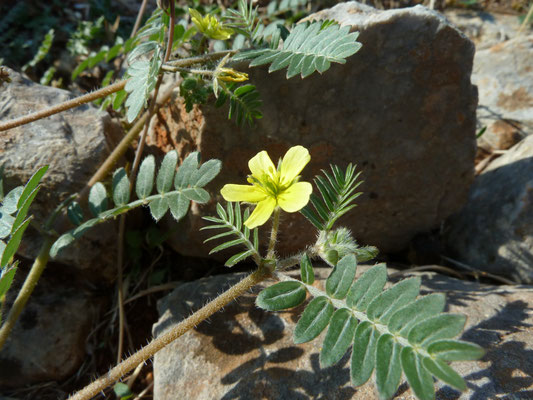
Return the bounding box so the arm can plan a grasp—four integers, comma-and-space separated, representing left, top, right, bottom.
0, 264, 101, 388
445, 135, 533, 284
0, 68, 120, 281
151, 2, 478, 258
153, 266, 533, 399
472, 36, 533, 153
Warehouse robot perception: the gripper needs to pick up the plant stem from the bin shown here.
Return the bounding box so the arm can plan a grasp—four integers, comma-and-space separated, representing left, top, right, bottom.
0, 237, 52, 349
68, 267, 272, 400
131, 0, 149, 38
116, 215, 127, 364
266, 207, 281, 260
0, 80, 128, 132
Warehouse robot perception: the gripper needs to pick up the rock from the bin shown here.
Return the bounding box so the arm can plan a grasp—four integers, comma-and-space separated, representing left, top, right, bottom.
445, 135, 533, 284
0, 264, 102, 388
0, 68, 121, 281
471, 35, 533, 154
153, 265, 533, 399
443, 10, 524, 50
150, 2, 478, 258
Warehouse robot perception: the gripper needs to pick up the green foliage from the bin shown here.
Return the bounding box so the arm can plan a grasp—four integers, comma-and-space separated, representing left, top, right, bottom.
22, 29, 54, 72
51, 152, 221, 258
266, 0, 309, 16
301, 164, 363, 231
0, 166, 48, 300
201, 202, 260, 267
67, 16, 105, 56
256, 256, 485, 399
214, 83, 263, 126
256, 281, 307, 310
232, 21, 362, 79
124, 10, 166, 123
224, 0, 261, 42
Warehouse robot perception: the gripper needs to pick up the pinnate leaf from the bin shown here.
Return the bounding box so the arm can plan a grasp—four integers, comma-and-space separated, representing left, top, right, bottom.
427, 339, 485, 361
346, 263, 387, 311
256, 281, 307, 311
300, 253, 314, 284
320, 308, 357, 367
375, 333, 402, 400
89, 182, 108, 216
112, 168, 130, 206
294, 296, 334, 344
157, 151, 178, 193
401, 347, 435, 400
326, 253, 356, 299
136, 155, 156, 199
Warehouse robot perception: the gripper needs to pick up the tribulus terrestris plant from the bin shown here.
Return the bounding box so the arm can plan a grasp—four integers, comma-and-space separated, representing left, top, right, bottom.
0, 1, 484, 399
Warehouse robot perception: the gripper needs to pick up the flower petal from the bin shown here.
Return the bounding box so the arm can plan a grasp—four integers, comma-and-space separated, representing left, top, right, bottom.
249, 150, 276, 180
221, 184, 267, 202
277, 181, 313, 212
244, 197, 276, 228
279, 146, 311, 186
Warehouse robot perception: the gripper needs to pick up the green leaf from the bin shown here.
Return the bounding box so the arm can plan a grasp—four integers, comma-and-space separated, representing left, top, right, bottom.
0, 265, 17, 298
422, 357, 466, 391
233, 22, 362, 79
408, 314, 467, 347
136, 155, 156, 199
167, 193, 189, 221
300, 253, 314, 284
113, 382, 133, 399
388, 293, 445, 335
225, 249, 254, 267
401, 347, 435, 400
2, 186, 23, 215
208, 238, 246, 254
366, 277, 421, 323
294, 296, 334, 344
346, 263, 387, 311
182, 188, 210, 204
427, 339, 485, 361
174, 151, 200, 189
112, 168, 130, 206
157, 151, 178, 193
1, 218, 31, 268
50, 233, 75, 258
256, 281, 307, 311
375, 334, 402, 400
17, 166, 48, 209
67, 201, 84, 226
190, 159, 221, 187
88, 182, 108, 217
11, 186, 40, 233
149, 197, 169, 221
351, 321, 378, 386
326, 253, 356, 299
0, 212, 14, 239
320, 308, 357, 368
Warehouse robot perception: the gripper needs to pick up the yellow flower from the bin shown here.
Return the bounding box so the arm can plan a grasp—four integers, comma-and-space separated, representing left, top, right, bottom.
189, 8, 234, 40
221, 146, 313, 229
217, 68, 248, 83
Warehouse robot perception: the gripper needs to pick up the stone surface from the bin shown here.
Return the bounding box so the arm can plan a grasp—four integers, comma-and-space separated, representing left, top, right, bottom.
444, 10, 525, 50
0, 264, 101, 388
153, 266, 533, 399
472, 35, 533, 153
0, 68, 120, 281
445, 135, 533, 284
150, 2, 478, 259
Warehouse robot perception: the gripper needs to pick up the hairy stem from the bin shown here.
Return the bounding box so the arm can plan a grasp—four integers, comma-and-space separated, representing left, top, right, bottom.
266, 207, 281, 260
68, 267, 272, 400
0, 237, 52, 349
0, 80, 127, 132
